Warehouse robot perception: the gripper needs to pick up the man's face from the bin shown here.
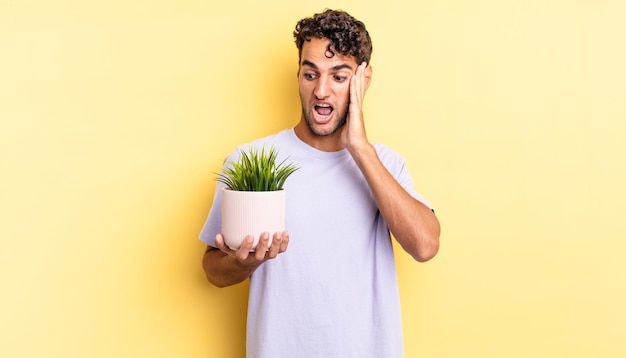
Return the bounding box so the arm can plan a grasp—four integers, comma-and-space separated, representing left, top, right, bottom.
298, 38, 358, 137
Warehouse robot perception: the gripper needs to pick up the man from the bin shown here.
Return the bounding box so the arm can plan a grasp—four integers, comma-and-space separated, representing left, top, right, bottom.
200, 9, 440, 358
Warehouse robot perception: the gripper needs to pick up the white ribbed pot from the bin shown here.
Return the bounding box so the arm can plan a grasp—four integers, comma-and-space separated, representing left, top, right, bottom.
221, 188, 286, 251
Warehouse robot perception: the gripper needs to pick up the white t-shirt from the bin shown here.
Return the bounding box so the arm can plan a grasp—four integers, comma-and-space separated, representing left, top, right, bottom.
200, 128, 432, 358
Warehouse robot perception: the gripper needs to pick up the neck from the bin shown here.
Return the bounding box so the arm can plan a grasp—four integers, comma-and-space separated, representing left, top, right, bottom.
294, 119, 345, 152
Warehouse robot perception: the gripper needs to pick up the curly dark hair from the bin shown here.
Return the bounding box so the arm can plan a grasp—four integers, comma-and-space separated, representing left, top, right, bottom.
293, 9, 373, 65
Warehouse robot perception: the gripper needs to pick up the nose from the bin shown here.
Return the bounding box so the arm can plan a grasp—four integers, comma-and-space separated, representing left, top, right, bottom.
313, 77, 330, 100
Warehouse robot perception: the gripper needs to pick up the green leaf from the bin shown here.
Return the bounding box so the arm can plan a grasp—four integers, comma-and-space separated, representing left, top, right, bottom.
215, 146, 300, 191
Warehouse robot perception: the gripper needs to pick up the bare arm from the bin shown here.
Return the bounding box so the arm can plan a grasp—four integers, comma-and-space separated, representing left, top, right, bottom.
349, 144, 440, 261
342, 62, 440, 261
202, 231, 289, 287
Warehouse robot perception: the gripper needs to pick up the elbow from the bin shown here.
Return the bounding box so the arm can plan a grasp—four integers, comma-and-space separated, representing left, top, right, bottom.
203, 263, 243, 288
411, 225, 441, 262
204, 268, 246, 288
406, 209, 441, 262
205, 273, 227, 288
412, 239, 439, 262
202, 251, 232, 288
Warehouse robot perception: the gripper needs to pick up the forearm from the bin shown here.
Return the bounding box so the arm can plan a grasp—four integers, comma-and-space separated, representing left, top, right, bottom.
350, 143, 440, 261
202, 247, 259, 287
202, 232, 288, 287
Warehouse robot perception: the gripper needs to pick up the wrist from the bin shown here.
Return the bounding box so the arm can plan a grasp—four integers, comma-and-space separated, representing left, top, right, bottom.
233, 255, 263, 271
348, 141, 375, 161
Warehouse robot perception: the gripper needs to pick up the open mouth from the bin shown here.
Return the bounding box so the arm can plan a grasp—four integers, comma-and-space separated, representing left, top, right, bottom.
314, 103, 334, 117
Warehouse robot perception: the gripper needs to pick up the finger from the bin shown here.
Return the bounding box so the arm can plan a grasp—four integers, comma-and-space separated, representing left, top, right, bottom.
236, 235, 254, 260
266, 232, 282, 259
254, 232, 271, 260
350, 74, 360, 108
359, 61, 367, 76
351, 62, 367, 106
215, 234, 228, 252
364, 64, 372, 83
357, 62, 367, 96
279, 230, 290, 252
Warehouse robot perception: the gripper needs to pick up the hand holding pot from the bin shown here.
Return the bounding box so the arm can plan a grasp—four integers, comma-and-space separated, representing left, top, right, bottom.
214, 231, 290, 264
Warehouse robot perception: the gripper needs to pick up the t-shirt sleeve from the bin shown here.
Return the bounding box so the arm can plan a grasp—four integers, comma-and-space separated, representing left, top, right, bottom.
199, 181, 224, 247
199, 151, 238, 246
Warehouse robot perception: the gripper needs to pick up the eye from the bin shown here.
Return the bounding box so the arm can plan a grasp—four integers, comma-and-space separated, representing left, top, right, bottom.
303, 73, 317, 80
334, 75, 348, 82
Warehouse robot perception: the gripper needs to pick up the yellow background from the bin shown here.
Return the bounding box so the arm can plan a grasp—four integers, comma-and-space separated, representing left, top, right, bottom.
2, 0, 625, 357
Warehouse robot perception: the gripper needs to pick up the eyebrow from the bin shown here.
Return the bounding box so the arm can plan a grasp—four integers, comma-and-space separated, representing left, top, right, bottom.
301, 60, 354, 72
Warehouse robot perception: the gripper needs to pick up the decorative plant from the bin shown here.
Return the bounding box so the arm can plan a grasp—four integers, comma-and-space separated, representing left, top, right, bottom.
216, 146, 300, 191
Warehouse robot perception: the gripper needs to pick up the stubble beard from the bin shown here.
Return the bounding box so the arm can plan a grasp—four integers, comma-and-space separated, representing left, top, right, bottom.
301, 104, 349, 137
